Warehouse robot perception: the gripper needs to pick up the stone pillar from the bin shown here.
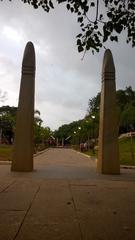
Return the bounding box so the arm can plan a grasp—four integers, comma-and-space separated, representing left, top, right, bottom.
11, 42, 35, 171
97, 49, 120, 174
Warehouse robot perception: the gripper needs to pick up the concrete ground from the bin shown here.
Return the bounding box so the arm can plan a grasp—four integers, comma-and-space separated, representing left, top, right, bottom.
0, 148, 135, 240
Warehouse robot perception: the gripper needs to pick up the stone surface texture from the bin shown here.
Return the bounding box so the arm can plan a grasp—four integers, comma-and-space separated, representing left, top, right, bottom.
0, 148, 135, 240
11, 42, 35, 171
97, 49, 120, 174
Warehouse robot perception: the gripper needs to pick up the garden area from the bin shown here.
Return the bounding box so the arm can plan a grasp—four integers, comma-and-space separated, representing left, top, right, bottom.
0, 144, 13, 161
74, 136, 135, 166
0, 136, 135, 166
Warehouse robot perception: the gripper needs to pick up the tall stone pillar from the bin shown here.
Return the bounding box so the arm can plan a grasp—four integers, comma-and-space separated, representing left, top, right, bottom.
97, 49, 120, 174
11, 42, 35, 171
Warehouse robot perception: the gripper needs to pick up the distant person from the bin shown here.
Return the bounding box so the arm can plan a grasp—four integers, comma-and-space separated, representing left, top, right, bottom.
84, 142, 88, 151
80, 143, 84, 152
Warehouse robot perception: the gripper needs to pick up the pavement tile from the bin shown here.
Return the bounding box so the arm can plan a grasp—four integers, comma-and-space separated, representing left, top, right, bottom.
0, 180, 40, 211
14, 180, 82, 240
70, 180, 135, 240
0, 210, 26, 240
15, 220, 81, 240
0, 148, 135, 240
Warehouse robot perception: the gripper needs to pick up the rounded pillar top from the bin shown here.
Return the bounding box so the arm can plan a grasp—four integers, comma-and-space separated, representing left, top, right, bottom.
102, 49, 115, 73
22, 41, 35, 68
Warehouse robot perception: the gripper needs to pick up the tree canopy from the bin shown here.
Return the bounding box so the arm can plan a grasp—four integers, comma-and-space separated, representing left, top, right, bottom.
0, 105, 17, 143
87, 86, 135, 133
54, 86, 135, 143
0, 105, 52, 148
4, 0, 135, 54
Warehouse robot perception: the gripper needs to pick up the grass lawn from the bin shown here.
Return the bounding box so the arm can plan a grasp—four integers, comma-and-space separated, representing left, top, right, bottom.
0, 144, 13, 161
119, 137, 135, 166
78, 137, 135, 166
1, 138, 135, 166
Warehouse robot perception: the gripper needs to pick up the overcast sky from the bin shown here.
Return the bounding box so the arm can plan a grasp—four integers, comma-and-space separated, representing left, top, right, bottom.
0, 1, 135, 130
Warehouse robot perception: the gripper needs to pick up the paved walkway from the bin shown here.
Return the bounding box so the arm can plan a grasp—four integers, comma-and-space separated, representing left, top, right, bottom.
0, 148, 135, 240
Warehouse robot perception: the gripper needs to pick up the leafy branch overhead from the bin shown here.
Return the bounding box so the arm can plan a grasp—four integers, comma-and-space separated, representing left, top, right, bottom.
3, 0, 135, 54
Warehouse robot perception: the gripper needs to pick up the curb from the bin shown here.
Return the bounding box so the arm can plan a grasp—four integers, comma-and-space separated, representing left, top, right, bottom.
0, 161, 11, 165
34, 148, 49, 157
120, 165, 135, 170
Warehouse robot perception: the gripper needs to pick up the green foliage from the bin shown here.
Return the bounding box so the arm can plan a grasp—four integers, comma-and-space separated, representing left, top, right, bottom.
117, 86, 135, 132
0, 106, 17, 143
34, 110, 51, 147
0, 105, 51, 147
119, 136, 135, 166
120, 104, 135, 130
87, 92, 100, 114
51, 86, 135, 145
82, 136, 135, 166
54, 115, 99, 145
0, 144, 13, 161
0, 105, 17, 117
54, 120, 82, 140
34, 124, 51, 145
4, 0, 135, 54
87, 86, 135, 134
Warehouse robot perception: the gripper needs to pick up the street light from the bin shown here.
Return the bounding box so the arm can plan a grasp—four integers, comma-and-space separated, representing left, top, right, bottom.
91, 115, 95, 120
78, 126, 82, 144
91, 115, 95, 139
91, 115, 96, 153
73, 127, 81, 146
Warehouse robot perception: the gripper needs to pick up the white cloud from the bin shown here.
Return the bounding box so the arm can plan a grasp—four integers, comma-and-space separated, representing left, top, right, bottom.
0, 0, 135, 130
2, 26, 24, 43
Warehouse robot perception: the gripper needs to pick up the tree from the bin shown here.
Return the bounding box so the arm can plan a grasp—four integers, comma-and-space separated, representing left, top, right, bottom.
120, 103, 135, 132
4, 0, 135, 54
55, 82, 135, 146
54, 116, 99, 146
125, 86, 135, 104
0, 106, 52, 147
0, 106, 17, 143
87, 86, 135, 134
116, 89, 128, 111
34, 110, 52, 150
54, 120, 82, 144
87, 92, 100, 114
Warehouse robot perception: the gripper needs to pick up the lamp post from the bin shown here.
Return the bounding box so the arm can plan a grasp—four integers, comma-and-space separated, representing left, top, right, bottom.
73, 131, 77, 145
91, 115, 95, 139
85, 119, 92, 150
91, 115, 96, 153
78, 126, 81, 145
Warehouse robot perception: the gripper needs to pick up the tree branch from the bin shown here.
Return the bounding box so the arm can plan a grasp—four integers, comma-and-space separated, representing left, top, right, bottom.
96, 0, 99, 21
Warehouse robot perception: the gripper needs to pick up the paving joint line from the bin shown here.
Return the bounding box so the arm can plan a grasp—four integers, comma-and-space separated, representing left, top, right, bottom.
13, 185, 41, 240
34, 148, 49, 157
0, 180, 16, 193
68, 181, 83, 240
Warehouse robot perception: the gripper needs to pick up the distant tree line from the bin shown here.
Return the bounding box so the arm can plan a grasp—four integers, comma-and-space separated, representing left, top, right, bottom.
54, 115, 99, 146
0, 105, 17, 144
1, 86, 134, 148
0, 105, 52, 151
87, 86, 135, 133
54, 86, 135, 145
